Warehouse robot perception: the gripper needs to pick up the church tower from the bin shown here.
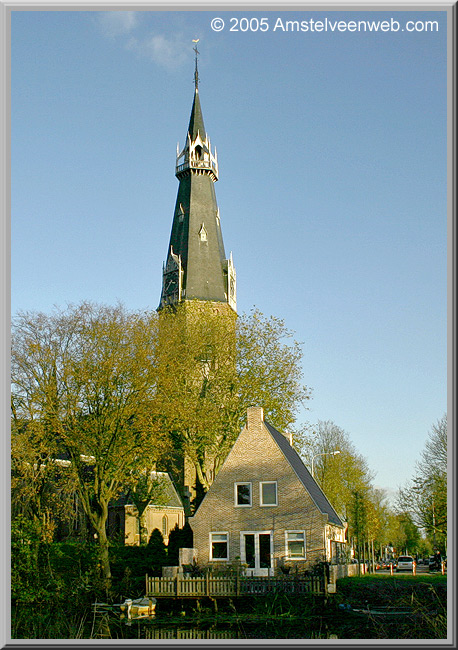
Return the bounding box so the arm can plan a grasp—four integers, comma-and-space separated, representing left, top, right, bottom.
159, 49, 236, 313
158, 49, 237, 513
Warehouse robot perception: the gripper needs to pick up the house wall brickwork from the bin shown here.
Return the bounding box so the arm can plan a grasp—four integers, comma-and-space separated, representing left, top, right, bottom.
189, 407, 344, 574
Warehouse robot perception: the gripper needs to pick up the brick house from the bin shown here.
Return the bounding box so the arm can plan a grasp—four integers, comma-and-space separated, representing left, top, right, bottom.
189, 407, 346, 576
108, 471, 185, 546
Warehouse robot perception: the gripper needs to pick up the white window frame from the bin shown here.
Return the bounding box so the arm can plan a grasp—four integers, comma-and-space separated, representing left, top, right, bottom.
234, 482, 252, 507
285, 530, 306, 560
240, 530, 274, 575
209, 531, 229, 561
259, 481, 278, 506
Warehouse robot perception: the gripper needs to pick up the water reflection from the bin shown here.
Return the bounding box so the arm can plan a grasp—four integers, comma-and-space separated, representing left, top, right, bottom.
91, 611, 339, 640
145, 626, 237, 640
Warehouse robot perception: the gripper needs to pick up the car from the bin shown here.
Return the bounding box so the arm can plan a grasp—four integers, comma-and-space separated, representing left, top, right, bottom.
396, 555, 415, 572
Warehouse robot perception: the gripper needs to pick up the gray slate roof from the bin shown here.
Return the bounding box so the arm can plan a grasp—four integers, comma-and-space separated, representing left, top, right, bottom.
264, 421, 344, 528
187, 88, 206, 140
160, 87, 229, 307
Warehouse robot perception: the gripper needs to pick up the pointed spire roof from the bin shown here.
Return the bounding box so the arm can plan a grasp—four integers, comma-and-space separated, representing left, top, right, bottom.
187, 88, 206, 141
159, 49, 236, 312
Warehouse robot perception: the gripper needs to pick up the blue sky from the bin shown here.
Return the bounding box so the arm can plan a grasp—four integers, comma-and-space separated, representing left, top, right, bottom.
11, 9, 448, 500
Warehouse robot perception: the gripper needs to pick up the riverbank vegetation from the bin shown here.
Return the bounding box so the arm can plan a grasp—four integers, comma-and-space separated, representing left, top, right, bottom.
12, 574, 447, 640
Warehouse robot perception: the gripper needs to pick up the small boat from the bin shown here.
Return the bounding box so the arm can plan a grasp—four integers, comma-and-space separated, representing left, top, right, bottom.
120, 597, 156, 619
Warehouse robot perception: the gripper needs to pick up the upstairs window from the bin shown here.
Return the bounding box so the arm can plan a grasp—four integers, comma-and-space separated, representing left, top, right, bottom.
210, 532, 229, 560
260, 481, 277, 506
285, 531, 306, 559
235, 482, 252, 507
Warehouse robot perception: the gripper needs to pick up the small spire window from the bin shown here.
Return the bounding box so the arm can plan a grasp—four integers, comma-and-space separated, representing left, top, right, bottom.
199, 224, 208, 242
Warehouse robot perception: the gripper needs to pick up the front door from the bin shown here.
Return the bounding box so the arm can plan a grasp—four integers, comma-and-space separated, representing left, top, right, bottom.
241, 531, 273, 576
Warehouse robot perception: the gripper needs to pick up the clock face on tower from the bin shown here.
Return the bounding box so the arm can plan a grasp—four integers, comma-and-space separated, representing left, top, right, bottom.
163, 269, 179, 301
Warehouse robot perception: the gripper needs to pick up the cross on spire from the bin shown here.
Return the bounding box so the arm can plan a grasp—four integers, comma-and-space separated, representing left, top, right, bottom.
192, 39, 200, 90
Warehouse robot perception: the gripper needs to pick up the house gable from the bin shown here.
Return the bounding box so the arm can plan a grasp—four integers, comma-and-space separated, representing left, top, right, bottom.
189, 407, 345, 569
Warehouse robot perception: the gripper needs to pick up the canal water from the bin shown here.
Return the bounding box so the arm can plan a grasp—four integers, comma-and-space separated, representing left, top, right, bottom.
89, 612, 370, 640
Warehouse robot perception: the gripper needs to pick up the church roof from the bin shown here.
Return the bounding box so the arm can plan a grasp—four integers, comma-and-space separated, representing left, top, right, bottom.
187, 88, 206, 141
160, 83, 233, 309
264, 420, 345, 528
111, 472, 184, 510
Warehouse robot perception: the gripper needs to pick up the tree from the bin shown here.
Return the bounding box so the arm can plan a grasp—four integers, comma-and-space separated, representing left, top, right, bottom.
381, 511, 422, 557
147, 528, 167, 574
11, 302, 167, 589
236, 309, 310, 432
128, 471, 167, 546
11, 414, 78, 540
349, 490, 367, 562
153, 303, 239, 492
300, 420, 374, 523
298, 420, 382, 565
154, 304, 311, 493
397, 415, 447, 552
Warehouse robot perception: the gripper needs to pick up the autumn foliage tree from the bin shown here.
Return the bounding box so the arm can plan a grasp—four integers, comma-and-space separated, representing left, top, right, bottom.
153, 304, 311, 492
11, 302, 167, 589
300, 420, 374, 522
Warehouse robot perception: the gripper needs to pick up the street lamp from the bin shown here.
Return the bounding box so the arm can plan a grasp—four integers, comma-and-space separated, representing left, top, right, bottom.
311, 450, 341, 479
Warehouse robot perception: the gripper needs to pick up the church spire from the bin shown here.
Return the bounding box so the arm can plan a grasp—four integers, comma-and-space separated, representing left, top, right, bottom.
187, 40, 206, 144
193, 39, 199, 90
187, 86, 206, 143
159, 50, 236, 313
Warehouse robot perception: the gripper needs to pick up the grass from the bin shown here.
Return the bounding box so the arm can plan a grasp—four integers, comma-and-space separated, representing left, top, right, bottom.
333, 572, 447, 639
336, 572, 446, 603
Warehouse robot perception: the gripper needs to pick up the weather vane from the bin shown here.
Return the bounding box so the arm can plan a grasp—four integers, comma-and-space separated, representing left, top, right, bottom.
192, 39, 200, 89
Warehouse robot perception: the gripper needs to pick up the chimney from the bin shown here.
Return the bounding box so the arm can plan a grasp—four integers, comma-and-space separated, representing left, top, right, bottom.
284, 431, 293, 446
247, 406, 264, 428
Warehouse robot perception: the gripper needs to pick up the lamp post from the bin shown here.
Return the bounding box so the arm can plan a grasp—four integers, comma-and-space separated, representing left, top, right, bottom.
432, 498, 436, 551
311, 450, 341, 479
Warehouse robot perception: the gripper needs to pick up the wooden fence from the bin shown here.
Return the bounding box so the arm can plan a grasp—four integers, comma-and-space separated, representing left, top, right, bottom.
145, 574, 324, 598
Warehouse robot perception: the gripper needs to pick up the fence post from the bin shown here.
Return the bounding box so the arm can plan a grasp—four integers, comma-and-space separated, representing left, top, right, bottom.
175, 576, 179, 597
146, 573, 149, 595
206, 572, 210, 597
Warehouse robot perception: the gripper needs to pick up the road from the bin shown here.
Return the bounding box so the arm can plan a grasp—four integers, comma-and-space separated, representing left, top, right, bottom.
375, 564, 445, 575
